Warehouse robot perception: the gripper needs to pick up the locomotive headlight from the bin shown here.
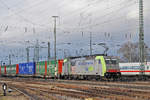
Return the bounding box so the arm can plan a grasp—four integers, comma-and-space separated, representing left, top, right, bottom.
2, 83, 7, 91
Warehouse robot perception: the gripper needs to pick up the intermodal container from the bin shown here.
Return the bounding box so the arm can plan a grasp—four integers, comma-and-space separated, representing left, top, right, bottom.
47, 61, 51, 76
1, 66, 4, 75
4, 65, 6, 74
58, 60, 63, 74
50, 60, 58, 77
19, 62, 36, 75
36, 61, 45, 76
6, 65, 11, 75
16, 64, 19, 74
11, 64, 17, 75
36, 61, 57, 77
7, 65, 16, 75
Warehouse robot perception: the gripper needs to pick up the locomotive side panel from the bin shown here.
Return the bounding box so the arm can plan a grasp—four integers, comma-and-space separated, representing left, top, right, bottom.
71, 59, 102, 76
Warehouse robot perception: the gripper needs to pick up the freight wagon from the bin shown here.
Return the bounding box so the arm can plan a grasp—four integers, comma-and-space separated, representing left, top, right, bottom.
0, 60, 64, 79
61, 55, 121, 80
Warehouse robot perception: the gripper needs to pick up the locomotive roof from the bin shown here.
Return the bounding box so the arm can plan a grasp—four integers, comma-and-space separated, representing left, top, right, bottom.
67, 54, 107, 59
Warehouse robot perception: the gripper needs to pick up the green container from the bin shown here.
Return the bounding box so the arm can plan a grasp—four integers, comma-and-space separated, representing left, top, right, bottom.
47, 61, 51, 76
36, 60, 58, 77
36, 61, 45, 76
48, 60, 58, 77
11, 64, 16, 75
6, 65, 11, 74
4, 65, 16, 75
1, 66, 5, 75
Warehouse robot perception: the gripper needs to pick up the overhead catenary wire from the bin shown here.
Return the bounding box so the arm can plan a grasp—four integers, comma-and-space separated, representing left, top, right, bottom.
13, 0, 103, 27
0, 0, 49, 28
61, 0, 136, 23
50, 0, 139, 34
0, 0, 149, 61
0, 0, 141, 33
2, 0, 48, 18
78, 0, 138, 29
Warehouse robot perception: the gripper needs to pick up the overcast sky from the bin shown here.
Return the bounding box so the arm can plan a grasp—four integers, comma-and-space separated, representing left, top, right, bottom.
0, 0, 149, 64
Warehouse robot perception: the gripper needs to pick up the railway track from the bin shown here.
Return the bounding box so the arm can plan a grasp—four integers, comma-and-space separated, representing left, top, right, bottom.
7, 84, 69, 100
8, 81, 150, 100
10, 86, 40, 100
6, 82, 97, 100
1, 78, 150, 100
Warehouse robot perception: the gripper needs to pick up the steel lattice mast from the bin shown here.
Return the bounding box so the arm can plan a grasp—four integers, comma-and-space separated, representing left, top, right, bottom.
139, 0, 145, 75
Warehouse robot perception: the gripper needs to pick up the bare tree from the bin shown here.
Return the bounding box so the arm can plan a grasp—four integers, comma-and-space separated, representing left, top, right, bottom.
118, 42, 150, 62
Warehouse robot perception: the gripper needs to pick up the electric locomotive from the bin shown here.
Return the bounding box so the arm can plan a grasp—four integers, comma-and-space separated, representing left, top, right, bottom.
61, 54, 121, 80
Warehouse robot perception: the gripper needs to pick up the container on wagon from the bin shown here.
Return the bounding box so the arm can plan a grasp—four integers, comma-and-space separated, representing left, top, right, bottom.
1, 66, 4, 75
36, 60, 58, 78
58, 60, 63, 74
1, 65, 7, 75
49, 60, 58, 77
6, 64, 17, 76
36, 61, 46, 76
19, 62, 36, 75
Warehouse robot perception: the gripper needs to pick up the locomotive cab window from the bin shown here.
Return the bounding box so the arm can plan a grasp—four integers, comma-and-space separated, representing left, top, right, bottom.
71, 61, 75, 66
98, 60, 101, 64
111, 60, 117, 64
105, 59, 111, 64
106, 59, 117, 65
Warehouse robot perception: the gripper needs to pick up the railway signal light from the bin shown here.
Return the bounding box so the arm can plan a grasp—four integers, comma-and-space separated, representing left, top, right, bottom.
2, 83, 7, 96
